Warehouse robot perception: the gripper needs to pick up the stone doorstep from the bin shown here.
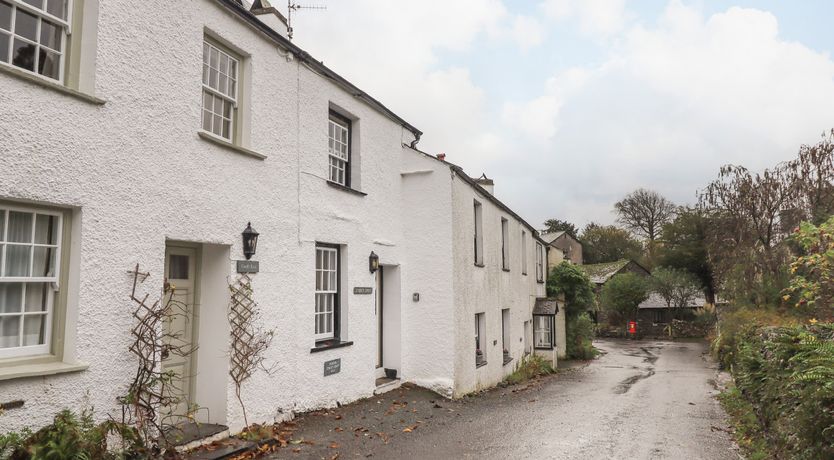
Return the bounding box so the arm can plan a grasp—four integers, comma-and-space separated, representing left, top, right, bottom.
167, 423, 231, 453
374, 377, 403, 395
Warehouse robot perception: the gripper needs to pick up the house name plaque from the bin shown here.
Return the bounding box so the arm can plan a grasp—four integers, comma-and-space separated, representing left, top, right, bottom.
236, 260, 259, 274
353, 287, 373, 295
324, 358, 341, 376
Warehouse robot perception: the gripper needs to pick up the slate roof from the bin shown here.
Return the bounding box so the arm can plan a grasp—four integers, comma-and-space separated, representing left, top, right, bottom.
541, 231, 566, 244
639, 293, 706, 309
533, 298, 560, 315
579, 259, 633, 284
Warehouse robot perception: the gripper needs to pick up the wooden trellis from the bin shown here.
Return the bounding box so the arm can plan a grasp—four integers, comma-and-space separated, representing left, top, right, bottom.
229, 274, 274, 428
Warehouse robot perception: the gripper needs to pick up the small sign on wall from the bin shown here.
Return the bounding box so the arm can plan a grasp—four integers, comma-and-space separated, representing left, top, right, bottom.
353, 287, 373, 295
324, 358, 341, 376
236, 260, 259, 274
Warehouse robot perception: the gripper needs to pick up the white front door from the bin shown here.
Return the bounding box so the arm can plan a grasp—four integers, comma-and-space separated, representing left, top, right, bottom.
162, 245, 197, 424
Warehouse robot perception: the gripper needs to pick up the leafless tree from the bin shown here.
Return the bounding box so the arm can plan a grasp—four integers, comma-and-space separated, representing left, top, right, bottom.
614, 188, 677, 242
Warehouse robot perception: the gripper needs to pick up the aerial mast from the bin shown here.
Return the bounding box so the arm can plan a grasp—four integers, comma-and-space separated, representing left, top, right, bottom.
287, 1, 327, 41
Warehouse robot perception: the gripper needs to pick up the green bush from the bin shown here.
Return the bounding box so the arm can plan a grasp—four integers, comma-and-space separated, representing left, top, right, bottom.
0, 409, 150, 460
719, 322, 834, 459
504, 353, 555, 385
711, 307, 797, 369
566, 313, 597, 360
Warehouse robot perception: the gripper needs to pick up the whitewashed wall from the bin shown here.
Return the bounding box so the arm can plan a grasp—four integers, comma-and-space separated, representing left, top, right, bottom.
450, 176, 546, 396
0, 0, 423, 433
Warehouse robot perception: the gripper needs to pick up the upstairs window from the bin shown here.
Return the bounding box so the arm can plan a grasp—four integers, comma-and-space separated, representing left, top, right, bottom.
201, 40, 239, 141
328, 111, 351, 186
473, 200, 483, 265
536, 242, 544, 282
0, 0, 69, 81
0, 204, 62, 358
521, 230, 528, 275
501, 218, 509, 271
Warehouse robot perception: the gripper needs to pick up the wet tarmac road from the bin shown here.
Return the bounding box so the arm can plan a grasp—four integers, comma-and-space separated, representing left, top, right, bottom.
267, 339, 738, 459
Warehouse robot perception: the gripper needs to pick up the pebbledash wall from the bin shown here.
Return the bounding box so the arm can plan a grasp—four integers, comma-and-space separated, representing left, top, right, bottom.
0, 0, 549, 433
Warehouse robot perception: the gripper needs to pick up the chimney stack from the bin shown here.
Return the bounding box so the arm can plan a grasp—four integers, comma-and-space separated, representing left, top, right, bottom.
474, 174, 494, 195
250, 0, 290, 39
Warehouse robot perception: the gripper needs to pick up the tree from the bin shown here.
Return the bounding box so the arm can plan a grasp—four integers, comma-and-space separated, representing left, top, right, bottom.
543, 218, 579, 238
650, 267, 703, 319
580, 223, 644, 264
547, 261, 596, 317
656, 208, 716, 303
600, 273, 649, 324
547, 262, 598, 359
783, 217, 834, 320
700, 164, 795, 306
614, 188, 677, 242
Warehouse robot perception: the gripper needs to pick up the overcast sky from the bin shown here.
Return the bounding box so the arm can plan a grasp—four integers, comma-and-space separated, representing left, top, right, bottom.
289, 0, 834, 229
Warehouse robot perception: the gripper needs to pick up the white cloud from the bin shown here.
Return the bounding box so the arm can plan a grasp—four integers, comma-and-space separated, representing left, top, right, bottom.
509, 15, 546, 51
540, 0, 631, 38
504, 1, 834, 226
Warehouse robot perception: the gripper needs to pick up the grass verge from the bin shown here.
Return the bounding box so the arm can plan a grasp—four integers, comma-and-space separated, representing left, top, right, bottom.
504, 354, 555, 385
717, 385, 770, 460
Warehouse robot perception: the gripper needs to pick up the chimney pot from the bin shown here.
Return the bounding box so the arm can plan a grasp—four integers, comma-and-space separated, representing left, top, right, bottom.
437, 153, 446, 161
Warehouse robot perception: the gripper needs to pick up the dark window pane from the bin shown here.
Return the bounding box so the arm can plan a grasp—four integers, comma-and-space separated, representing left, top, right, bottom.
37, 47, 58, 79
15, 9, 38, 42
0, 33, 8, 63
12, 38, 35, 71
168, 255, 189, 280
22, 0, 43, 9
46, 0, 64, 19
0, 2, 11, 31
40, 19, 60, 51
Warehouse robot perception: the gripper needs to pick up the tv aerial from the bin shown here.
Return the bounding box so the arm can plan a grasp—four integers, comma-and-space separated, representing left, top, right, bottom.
287, 1, 326, 41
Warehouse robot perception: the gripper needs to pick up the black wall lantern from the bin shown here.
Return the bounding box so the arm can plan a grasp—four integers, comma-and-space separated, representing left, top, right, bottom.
369, 251, 379, 273
242, 222, 259, 260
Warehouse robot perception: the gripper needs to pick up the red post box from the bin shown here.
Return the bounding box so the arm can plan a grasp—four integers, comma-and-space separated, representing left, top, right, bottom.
628, 321, 637, 335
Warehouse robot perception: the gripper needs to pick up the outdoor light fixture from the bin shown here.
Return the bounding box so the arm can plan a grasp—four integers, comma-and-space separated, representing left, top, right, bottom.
242, 222, 259, 260
369, 251, 380, 273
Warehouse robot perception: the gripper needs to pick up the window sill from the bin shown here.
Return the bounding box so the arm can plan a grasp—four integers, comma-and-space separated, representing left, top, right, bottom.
502, 268, 511, 272
534, 346, 554, 351
198, 131, 267, 160
310, 340, 354, 353
0, 360, 89, 382
326, 180, 367, 197
537, 280, 545, 284
474, 263, 485, 268
522, 273, 528, 276
503, 356, 513, 366
0, 63, 105, 105
475, 361, 488, 369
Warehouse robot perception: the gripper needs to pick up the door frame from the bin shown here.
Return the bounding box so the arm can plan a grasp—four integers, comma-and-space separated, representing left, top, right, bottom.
163, 241, 202, 421
376, 266, 384, 369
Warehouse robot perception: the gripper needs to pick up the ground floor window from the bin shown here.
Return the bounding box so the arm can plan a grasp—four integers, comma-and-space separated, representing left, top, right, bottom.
315, 244, 340, 341
534, 314, 553, 349
501, 308, 511, 364
0, 204, 63, 359
475, 312, 486, 367
652, 309, 666, 323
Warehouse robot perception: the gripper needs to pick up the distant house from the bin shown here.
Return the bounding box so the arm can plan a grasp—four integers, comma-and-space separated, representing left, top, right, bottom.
541, 231, 583, 267
637, 293, 705, 324
579, 259, 650, 324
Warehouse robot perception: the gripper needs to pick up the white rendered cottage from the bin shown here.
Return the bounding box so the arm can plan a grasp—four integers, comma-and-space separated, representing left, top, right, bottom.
0, 0, 555, 436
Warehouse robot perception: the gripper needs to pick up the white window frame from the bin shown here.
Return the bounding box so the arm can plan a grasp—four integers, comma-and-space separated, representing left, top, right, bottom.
521, 230, 528, 275
501, 218, 509, 271
314, 245, 339, 341
534, 315, 552, 349
0, 0, 71, 82
328, 111, 351, 186
0, 204, 63, 359
536, 242, 544, 282
201, 39, 239, 142
474, 200, 483, 265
